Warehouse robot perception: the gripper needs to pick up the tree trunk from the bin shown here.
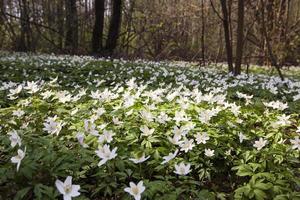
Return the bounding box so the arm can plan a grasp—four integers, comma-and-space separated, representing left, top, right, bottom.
105, 0, 122, 56
0, 0, 4, 24
234, 0, 245, 75
57, 0, 64, 49
220, 0, 233, 73
201, 0, 205, 65
18, 0, 31, 52
65, 0, 78, 54
125, 0, 136, 55
260, 0, 284, 81
92, 0, 105, 53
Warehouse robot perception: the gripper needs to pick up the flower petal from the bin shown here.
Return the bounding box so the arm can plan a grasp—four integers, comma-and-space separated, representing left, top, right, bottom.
71, 185, 80, 197
55, 179, 66, 195
64, 176, 72, 186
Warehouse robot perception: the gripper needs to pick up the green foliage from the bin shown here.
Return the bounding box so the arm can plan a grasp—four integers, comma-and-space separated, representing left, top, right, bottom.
0, 54, 300, 199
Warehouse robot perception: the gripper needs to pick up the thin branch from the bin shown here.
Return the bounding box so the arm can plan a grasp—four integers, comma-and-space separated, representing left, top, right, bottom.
4, 12, 61, 35
209, 0, 223, 21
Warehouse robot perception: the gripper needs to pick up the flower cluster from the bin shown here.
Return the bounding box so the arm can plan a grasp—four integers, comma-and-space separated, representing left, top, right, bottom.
1, 53, 300, 199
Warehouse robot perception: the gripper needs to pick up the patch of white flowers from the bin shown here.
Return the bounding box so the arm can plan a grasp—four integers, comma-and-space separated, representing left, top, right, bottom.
1, 54, 300, 198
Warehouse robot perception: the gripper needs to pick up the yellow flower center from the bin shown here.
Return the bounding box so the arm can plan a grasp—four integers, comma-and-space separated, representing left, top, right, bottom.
64, 185, 72, 193
180, 167, 185, 174
132, 186, 139, 195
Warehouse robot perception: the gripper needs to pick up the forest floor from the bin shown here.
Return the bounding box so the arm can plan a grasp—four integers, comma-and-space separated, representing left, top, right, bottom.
0, 53, 300, 200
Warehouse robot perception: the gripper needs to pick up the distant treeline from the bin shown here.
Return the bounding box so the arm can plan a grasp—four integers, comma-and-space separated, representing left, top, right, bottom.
0, 0, 300, 69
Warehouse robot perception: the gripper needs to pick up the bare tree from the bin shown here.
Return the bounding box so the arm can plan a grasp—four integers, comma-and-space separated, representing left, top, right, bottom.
220, 0, 234, 73
65, 0, 78, 54
260, 0, 285, 80
201, 0, 205, 65
234, 0, 245, 75
17, 0, 32, 52
105, 0, 122, 56
92, 0, 105, 53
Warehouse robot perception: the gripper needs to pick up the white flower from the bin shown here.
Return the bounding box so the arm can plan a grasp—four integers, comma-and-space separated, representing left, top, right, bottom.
24, 81, 39, 93
140, 125, 154, 137
161, 149, 178, 164
70, 108, 79, 116
230, 103, 241, 117
8, 85, 22, 99
204, 148, 215, 157
271, 114, 291, 128
195, 132, 210, 144
98, 130, 115, 143
263, 101, 288, 111
199, 110, 214, 124
90, 90, 101, 100
236, 92, 253, 105
296, 126, 300, 133
95, 144, 118, 166
140, 110, 154, 122
55, 176, 80, 200
129, 153, 150, 164
41, 90, 53, 99
236, 119, 243, 124
174, 162, 191, 175
179, 138, 195, 153
174, 110, 190, 124
290, 136, 300, 150
76, 132, 88, 148
156, 112, 170, 124
168, 135, 183, 145
124, 181, 145, 200
126, 78, 138, 89
253, 138, 267, 150
124, 95, 135, 108
94, 107, 106, 117
84, 120, 99, 136
11, 148, 26, 171
183, 122, 195, 132
56, 91, 72, 103
12, 109, 25, 117
8, 130, 21, 147
238, 132, 247, 143
112, 117, 123, 125
43, 118, 64, 135
225, 149, 232, 156
173, 126, 188, 138
126, 109, 134, 116
166, 91, 178, 101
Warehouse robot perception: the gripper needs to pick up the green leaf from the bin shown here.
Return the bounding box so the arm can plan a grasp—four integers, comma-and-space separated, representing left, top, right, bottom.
196, 189, 216, 200
14, 187, 31, 200
254, 182, 273, 190
235, 164, 253, 177
254, 189, 268, 200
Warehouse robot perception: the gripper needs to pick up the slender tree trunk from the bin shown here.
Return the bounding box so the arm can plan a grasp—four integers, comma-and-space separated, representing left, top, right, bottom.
228, 0, 233, 50
57, 0, 64, 49
260, 0, 284, 81
125, 0, 135, 55
65, 0, 78, 54
18, 0, 31, 52
220, 0, 233, 73
92, 0, 105, 53
0, 0, 4, 24
216, 24, 223, 62
0, 0, 4, 48
201, 0, 205, 65
234, 0, 245, 75
105, 0, 122, 56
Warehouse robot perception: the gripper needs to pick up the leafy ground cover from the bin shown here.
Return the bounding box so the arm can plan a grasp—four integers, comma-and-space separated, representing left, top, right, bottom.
0, 53, 300, 200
